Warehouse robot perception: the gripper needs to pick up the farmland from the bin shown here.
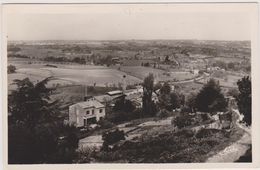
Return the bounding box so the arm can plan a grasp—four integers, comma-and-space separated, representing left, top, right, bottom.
7, 39, 252, 163
7, 39, 251, 105
8, 59, 142, 89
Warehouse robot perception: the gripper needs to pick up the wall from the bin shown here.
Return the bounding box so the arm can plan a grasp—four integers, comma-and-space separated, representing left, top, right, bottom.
69, 104, 106, 127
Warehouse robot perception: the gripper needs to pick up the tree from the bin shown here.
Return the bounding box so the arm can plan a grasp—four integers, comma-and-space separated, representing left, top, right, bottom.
160, 82, 171, 95
142, 73, 157, 116
227, 62, 235, 70
236, 76, 251, 126
8, 77, 79, 163
158, 82, 171, 111
195, 79, 227, 113
8, 77, 58, 127
165, 55, 170, 63
186, 93, 197, 113
8, 65, 16, 74
170, 92, 185, 110
102, 128, 125, 151
113, 98, 135, 113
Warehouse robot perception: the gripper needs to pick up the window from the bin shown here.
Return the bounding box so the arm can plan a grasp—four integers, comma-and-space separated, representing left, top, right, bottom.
99, 109, 103, 113
86, 110, 90, 115
92, 109, 94, 115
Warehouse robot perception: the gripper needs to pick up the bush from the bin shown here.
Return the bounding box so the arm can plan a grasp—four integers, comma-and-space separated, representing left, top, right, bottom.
8, 65, 16, 74
102, 128, 125, 151
107, 108, 141, 124
172, 113, 194, 129
98, 119, 114, 129
195, 128, 222, 138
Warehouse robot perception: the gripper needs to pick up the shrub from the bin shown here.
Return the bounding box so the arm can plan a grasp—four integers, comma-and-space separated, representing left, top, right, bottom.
102, 128, 125, 151
8, 65, 16, 74
98, 119, 114, 129
195, 128, 222, 138
172, 113, 194, 129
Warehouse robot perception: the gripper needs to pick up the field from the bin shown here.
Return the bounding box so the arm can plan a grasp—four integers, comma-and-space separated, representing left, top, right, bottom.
196, 71, 245, 88
119, 66, 196, 82
8, 59, 142, 90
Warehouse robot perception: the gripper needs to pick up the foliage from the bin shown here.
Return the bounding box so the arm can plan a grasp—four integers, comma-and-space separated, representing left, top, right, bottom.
157, 82, 184, 111
8, 78, 79, 164
102, 128, 125, 151
44, 56, 86, 64
160, 82, 171, 95
227, 62, 235, 70
106, 108, 141, 124
142, 73, 157, 116
172, 113, 194, 129
92, 128, 233, 163
71, 57, 86, 64
98, 119, 114, 129
195, 79, 227, 113
8, 46, 21, 52
236, 76, 251, 126
113, 98, 136, 113
186, 93, 197, 113
8, 54, 29, 58
172, 112, 211, 129
165, 55, 170, 63
170, 92, 185, 109
8, 65, 16, 74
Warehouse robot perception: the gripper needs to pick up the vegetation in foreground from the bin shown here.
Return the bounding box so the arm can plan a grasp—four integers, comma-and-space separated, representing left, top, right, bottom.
8, 78, 79, 164
75, 126, 244, 163
7, 73, 251, 163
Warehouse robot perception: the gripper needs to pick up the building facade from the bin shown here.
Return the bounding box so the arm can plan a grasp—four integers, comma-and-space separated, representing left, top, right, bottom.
69, 98, 105, 127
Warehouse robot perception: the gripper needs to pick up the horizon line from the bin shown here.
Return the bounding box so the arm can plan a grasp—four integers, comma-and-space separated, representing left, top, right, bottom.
7, 38, 251, 42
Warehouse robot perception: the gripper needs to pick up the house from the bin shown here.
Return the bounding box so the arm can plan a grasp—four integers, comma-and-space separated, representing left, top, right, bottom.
94, 90, 126, 107
192, 69, 199, 75
125, 93, 143, 108
69, 97, 106, 127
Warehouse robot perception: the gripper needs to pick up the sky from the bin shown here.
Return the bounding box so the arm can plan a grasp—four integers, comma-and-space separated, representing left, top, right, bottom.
5, 4, 253, 41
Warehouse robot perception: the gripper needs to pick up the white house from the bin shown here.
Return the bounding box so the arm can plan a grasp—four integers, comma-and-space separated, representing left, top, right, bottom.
69, 98, 105, 127
192, 69, 200, 75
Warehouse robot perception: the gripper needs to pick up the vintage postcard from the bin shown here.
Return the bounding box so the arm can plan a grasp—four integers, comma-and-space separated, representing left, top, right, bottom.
1, 2, 259, 170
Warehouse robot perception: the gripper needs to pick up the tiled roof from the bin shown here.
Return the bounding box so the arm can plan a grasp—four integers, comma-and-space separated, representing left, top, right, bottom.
94, 94, 125, 103
75, 99, 104, 109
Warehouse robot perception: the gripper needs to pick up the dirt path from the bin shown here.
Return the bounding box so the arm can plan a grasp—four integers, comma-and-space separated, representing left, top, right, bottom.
206, 110, 251, 163
206, 131, 251, 162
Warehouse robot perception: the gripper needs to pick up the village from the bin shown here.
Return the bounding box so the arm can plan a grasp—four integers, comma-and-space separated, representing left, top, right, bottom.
7, 39, 252, 163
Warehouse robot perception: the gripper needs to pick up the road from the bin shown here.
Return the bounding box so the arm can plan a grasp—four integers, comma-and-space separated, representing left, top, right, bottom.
206, 109, 251, 163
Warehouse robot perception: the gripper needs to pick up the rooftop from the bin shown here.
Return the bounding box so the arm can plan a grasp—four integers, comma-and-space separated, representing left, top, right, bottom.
106, 90, 123, 96
94, 94, 125, 103
74, 98, 104, 109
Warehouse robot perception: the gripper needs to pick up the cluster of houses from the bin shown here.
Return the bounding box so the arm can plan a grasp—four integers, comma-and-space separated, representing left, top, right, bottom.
69, 86, 149, 127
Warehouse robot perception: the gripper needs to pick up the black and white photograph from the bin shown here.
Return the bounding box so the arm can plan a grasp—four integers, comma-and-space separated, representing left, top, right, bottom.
1, 2, 259, 168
